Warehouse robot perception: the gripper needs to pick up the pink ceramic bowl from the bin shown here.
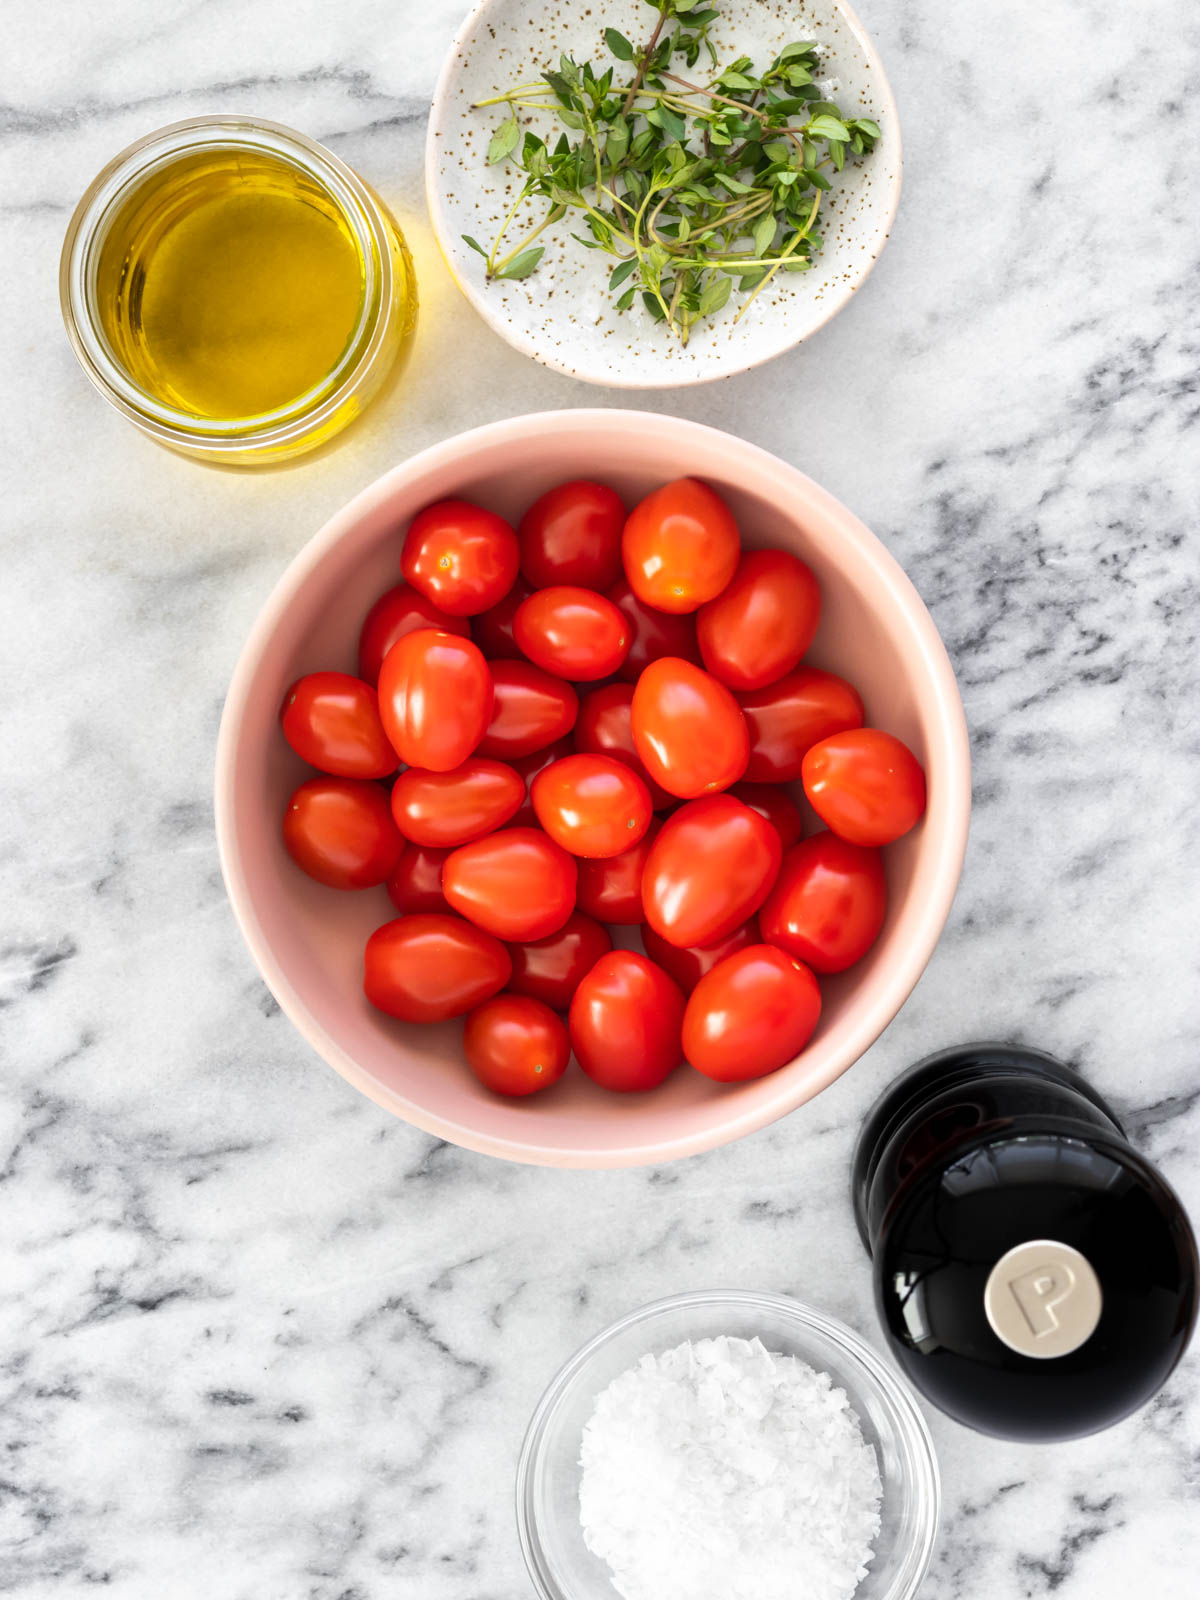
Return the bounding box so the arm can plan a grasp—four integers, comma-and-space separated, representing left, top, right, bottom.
215, 410, 969, 1168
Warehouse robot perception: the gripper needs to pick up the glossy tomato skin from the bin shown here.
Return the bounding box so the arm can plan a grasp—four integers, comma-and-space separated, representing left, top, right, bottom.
608, 579, 703, 683
574, 683, 673, 809
280, 671, 397, 779
631, 657, 749, 798
386, 843, 452, 915
641, 918, 760, 995
532, 753, 652, 859
569, 951, 686, 1092
506, 911, 613, 1009
507, 737, 575, 827
642, 795, 782, 948
443, 827, 577, 941
377, 629, 493, 772
575, 820, 659, 924
696, 549, 821, 691
357, 583, 470, 685
283, 777, 402, 889
401, 499, 519, 616
802, 729, 927, 847
514, 587, 630, 681
472, 576, 533, 661
363, 914, 510, 1022
728, 783, 804, 851
683, 946, 821, 1082
464, 994, 570, 1096
760, 833, 886, 973
389, 759, 523, 847
518, 480, 625, 590
739, 666, 865, 783
622, 478, 741, 614
477, 661, 578, 759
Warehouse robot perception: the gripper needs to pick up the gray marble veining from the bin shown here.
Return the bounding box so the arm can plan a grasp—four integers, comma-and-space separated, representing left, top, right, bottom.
2, 0, 1198, 1595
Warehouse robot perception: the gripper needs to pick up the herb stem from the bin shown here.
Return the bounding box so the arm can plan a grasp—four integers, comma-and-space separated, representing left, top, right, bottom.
622, 12, 668, 115
732, 191, 821, 321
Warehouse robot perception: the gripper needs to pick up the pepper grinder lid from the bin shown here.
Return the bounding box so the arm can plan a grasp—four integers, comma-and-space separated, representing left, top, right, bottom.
852, 1044, 1198, 1441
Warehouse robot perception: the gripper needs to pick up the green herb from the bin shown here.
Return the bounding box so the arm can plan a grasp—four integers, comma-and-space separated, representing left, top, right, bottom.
463, 0, 880, 343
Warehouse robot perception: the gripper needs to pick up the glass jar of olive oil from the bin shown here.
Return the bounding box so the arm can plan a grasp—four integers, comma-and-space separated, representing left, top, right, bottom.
60, 117, 417, 466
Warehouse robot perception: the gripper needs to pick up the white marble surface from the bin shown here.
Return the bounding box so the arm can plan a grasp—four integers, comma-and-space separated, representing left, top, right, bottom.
2, 1, 1198, 1596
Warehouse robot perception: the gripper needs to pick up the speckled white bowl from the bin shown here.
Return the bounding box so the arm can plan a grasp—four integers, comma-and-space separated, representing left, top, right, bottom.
426, 0, 901, 386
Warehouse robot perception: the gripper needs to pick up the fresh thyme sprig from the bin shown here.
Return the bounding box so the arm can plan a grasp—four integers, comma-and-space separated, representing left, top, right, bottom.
462, 0, 880, 344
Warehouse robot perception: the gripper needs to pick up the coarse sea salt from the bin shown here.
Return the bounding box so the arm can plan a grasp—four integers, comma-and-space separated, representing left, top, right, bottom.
578, 1334, 882, 1600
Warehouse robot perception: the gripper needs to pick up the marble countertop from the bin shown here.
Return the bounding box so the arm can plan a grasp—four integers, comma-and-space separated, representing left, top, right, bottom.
3, 0, 1198, 1595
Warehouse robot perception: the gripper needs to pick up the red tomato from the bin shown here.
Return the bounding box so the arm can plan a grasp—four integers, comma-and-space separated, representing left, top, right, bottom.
641, 918, 761, 994
518, 480, 625, 590
760, 833, 886, 973
532, 753, 652, 859
508, 737, 575, 827
401, 499, 519, 616
386, 843, 452, 915
472, 576, 533, 661
683, 946, 821, 1082
443, 827, 577, 941
463, 994, 570, 1096
574, 683, 674, 809
377, 629, 493, 772
389, 759, 523, 847
283, 777, 402, 889
728, 783, 804, 851
280, 671, 397, 779
507, 911, 613, 1009
569, 951, 686, 1092
608, 579, 703, 682
477, 661, 578, 759
622, 478, 741, 614
739, 666, 865, 782
641, 795, 782, 948
357, 583, 470, 685
631, 657, 749, 798
514, 587, 630, 681
575, 821, 659, 924
802, 729, 927, 847
364, 914, 510, 1022
696, 549, 821, 690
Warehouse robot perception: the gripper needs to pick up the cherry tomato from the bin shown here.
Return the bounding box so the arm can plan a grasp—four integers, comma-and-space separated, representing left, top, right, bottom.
389, 759, 524, 847
363, 914, 510, 1022
280, 671, 397, 779
472, 576, 533, 661
802, 729, 927, 847
631, 657, 749, 798
443, 827, 577, 941
683, 946, 821, 1082
622, 477, 741, 614
377, 629, 493, 772
696, 549, 821, 691
514, 586, 630, 681
386, 843, 452, 915
641, 918, 761, 995
283, 777, 402, 889
759, 833, 886, 973
739, 666, 865, 783
574, 683, 674, 809
401, 498, 519, 616
357, 583, 470, 685
507, 911, 613, 1010
575, 821, 659, 924
518, 480, 625, 590
569, 951, 686, 1092
641, 795, 782, 948
508, 737, 575, 827
463, 994, 570, 1096
728, 783, 804, 851
608, 579, 703, 683
477, 661, 578, 759
532, 752, 652, 859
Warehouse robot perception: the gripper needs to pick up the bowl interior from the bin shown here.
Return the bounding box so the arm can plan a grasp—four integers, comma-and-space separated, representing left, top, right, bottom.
216, 411, 967, 1166
427, 0, 901, 386
517, 1291, 939, 1600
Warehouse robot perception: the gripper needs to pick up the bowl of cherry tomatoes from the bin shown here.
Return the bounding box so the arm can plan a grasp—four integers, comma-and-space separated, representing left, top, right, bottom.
215, 409, 969, 1167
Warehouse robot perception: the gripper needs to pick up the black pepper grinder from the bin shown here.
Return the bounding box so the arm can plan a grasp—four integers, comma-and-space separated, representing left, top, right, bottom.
852, 1043, 1198, 1441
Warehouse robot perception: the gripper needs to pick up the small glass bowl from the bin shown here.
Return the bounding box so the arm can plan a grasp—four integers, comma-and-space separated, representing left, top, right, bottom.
516, 1289, 939, 1600
60, 116, 417, 467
